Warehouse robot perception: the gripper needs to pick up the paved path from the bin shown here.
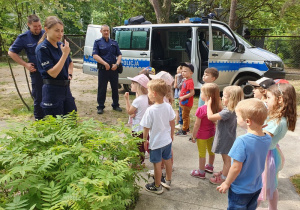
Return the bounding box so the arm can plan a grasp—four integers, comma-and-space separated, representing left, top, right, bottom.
135, 121, 300, 210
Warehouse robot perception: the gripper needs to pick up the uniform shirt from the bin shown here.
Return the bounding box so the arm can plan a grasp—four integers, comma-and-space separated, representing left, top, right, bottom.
92, 37, 122, 65
9, 30, 45, 66
35, 39, 72, 80
180, 78, 194, 107
229, 133, 271, 194
140, 102, 175, 150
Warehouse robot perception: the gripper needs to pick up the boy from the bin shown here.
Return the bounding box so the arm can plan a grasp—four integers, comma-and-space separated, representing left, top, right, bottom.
217, 98, 271, 210
174, 65, 184, 129
176, 62, 195, 136
198, 67, 219, 107
140, 79, 175, 194
249, 77, 274, 100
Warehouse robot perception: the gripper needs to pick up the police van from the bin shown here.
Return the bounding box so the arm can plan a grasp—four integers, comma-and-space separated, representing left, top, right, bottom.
83, 18, 285, 97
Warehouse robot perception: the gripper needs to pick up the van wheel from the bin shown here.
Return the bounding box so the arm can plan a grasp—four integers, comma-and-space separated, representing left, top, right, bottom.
123, 84, 132, 93
234, 76, 257, 98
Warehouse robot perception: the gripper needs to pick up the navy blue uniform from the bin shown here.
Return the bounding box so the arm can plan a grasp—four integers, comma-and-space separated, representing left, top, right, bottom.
35, 39, 77, 116
9, 30, 45, 119
92, 37, 122, 110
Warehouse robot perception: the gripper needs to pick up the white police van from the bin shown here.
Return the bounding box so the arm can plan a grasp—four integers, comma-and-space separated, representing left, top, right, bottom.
83, 18, 285, 97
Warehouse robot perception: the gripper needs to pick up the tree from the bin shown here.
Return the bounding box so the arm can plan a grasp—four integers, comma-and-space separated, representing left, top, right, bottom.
228, 0, 237, 29
149, 0, 172, 23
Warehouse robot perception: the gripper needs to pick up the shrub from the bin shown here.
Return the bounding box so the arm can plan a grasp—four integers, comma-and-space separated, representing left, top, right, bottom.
0, 112, 143, 209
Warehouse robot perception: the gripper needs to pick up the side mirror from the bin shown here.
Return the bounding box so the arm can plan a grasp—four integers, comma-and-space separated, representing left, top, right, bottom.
237, 43, 245, 53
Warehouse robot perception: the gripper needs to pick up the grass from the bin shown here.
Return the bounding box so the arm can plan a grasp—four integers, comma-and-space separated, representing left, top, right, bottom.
290, 174, 300, 194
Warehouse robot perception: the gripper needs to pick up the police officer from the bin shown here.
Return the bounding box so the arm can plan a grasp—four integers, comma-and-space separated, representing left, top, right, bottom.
8, 14, 45, 120
92, 25, 122, 114
35, 16, 77, 117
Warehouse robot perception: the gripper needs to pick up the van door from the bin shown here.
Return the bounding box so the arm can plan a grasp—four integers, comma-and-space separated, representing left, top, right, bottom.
83, 25, 102, 76
113, 27, 151, 87
208, 20, 241, 89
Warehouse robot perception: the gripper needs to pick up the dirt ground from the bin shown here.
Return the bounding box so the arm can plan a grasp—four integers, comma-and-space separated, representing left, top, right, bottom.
0, 65, 130, 123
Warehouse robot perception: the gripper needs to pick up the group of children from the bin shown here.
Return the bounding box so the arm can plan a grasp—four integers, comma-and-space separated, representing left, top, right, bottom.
123, 63, 297, 209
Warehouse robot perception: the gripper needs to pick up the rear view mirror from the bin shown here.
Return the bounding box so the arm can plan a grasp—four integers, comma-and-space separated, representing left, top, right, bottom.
237, 43, 245, 53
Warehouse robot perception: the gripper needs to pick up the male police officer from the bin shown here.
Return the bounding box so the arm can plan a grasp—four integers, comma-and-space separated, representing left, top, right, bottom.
8, 14, 45, 120
92, 25, 122, 114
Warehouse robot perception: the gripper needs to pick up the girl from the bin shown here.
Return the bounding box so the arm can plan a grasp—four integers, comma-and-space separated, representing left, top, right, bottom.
257, 83, 297, 210
190, 83, 221, 179
207, 86, 244, 184
124, 74, 150, 164
36, 16, 76, 116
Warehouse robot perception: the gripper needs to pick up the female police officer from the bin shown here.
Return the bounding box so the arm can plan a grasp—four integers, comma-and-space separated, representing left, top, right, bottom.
35, 16, 77, 117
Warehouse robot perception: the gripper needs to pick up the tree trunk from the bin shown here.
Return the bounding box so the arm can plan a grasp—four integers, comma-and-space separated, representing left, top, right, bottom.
228, 0, 238, 30
149, 0, 172, 23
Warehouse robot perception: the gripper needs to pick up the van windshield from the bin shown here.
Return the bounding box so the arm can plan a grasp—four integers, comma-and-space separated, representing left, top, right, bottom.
235, 33, 255, 48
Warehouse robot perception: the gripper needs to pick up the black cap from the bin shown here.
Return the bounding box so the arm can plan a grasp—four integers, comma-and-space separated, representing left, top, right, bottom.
248, 77, 275, 89
180, 62, 194, 73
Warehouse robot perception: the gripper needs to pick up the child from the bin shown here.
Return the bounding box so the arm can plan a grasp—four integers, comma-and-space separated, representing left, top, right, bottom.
257, 83, 297, 210
198, 67, 219, 107
249, 77, 275, 101
174, 65, 184, 129
207, 86, 244, 184
176, 62, 195, 136
217, 98, 272, 210
124, 74, 150, 164
139, 66, 155, 80
150, 70, 174, 105
140, 79, 175, 194
190, 83, 221, 179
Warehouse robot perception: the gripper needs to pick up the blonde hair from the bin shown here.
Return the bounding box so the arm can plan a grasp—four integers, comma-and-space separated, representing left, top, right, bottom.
133, 81, 148, 96
147, 79, 168, 97
38, 16, 64, 45
223, 86, 244, 112
235, 98, 268, 125
165, 85, 174, 105
201, 83, 220, 113
267, 83, 297, 131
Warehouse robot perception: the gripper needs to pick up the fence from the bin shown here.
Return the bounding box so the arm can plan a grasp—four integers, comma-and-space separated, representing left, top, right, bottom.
64, 34, 300, 74
247, 36, 300, 74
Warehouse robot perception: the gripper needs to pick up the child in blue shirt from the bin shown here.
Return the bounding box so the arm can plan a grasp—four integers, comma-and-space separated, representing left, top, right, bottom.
217, 98, 271, 210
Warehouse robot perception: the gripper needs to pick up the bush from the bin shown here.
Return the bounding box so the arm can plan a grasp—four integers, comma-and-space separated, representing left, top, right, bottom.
0, 112, 143, 209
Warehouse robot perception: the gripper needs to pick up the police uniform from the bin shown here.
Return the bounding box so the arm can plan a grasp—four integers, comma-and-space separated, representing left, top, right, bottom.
35, 39, 77, 116
9, 30, 45, 120
92, 37, 122, 110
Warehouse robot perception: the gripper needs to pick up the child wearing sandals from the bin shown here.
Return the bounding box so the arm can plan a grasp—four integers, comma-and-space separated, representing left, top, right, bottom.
190, 83, 221, 178
124, 74, 150, 164
207, 86, 244, 184
257, 83, 297, 210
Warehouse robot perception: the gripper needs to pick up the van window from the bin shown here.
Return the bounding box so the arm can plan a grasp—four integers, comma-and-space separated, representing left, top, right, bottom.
169, 31, 187, 49
114, 28, 150, 50
212, 28, 235, 51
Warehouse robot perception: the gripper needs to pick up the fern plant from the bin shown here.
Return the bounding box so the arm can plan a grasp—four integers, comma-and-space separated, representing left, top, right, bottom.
0, 112, 142, 209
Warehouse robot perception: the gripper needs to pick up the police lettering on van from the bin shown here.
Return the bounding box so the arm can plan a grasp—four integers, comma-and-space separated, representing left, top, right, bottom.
83, 18, 285, 97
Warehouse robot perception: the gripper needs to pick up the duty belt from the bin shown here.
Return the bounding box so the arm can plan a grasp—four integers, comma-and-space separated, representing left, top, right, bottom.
43, 79, 70, 86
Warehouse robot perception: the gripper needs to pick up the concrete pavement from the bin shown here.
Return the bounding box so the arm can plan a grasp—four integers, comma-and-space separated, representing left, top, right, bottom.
135, 120, 300, 210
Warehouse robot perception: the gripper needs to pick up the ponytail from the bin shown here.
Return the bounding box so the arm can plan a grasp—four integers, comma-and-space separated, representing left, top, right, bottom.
38, 32, 47, 45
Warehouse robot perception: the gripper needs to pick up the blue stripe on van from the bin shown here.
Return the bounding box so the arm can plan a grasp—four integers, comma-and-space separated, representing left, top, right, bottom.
83, 56, 150, 68
209, 61, 268, 72
83, 55, 97, 64
122, 59, 150, 68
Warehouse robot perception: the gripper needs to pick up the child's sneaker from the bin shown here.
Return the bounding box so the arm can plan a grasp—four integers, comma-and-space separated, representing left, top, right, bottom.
145, 182, 163, 194
161, 176, 171, 190
175, 130, 187, 136
209, 175, 225, 185
190, 169, 206, 179
205, 164, 214, 173
175, 124, 182, 130
213, 170, 222, 177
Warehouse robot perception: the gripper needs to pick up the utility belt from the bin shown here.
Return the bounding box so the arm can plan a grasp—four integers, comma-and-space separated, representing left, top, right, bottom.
97, 63, 111, 70
43, 79, 70, 86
